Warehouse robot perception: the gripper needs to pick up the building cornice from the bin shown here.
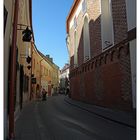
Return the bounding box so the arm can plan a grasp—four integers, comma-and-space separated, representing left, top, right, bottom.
29, 0, 35, 42
37, 49, 59, 70
66, 0, 81, 33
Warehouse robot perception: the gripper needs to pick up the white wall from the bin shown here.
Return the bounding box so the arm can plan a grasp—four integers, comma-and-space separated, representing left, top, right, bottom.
101, 0, 114, 50
125, 0, 136, 109
74, 31, 78, 66
69, 0, 84, 29
125, 0, 136, 31
83, 16, 90, 61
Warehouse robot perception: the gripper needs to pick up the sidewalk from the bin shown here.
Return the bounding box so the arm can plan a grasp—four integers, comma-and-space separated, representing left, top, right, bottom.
14, 100, 31, 122
64, 96, 136, 128
14, 101, 43, 140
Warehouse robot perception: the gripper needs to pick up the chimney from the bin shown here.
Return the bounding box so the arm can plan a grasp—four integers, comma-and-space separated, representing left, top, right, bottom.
46, 55, 50, 58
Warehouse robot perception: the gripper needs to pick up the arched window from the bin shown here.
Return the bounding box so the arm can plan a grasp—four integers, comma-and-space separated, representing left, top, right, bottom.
101, 0, 114, 50
74, 31, 78, 67
83, 16, 90, 61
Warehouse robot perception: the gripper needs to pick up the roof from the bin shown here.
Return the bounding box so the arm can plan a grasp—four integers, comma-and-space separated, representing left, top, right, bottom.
37, 49, 59, 70
60, 63, 70, 73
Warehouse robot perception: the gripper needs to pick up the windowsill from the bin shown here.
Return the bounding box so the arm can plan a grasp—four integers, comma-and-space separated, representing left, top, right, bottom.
102, 44, 114, 52
84, 57, 91, 63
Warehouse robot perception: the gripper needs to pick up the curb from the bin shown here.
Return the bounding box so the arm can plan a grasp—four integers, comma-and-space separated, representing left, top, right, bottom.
64, 97, 136, 129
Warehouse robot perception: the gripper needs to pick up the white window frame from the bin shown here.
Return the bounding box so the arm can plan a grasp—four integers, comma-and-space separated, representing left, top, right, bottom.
74, 16, 77, 29
125, 0, 136, 31
74, 31, 78, 67
101, 0, 114, 51
82, 0, 87, 14
83, 15, 90, 62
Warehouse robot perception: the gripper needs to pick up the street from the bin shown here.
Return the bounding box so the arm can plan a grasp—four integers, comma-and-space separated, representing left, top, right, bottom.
15, 95, 135, 140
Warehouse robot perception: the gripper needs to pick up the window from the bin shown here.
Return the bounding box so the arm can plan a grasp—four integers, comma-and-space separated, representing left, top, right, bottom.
25, 45, 28, 57
74, 16, 77, 29
101, 0, 114, 50
46, 69, 47, 75
44, 67, 45, 75
45, 68, 47, 76
74, 31, 78, 67
44, 67, 46, 76
47, 69, 48, 76
82, 0, 87, 14
4, 6, 8, 35
83, 16, 90, 61
34, 59, 35, 69
125, 0, 136, 31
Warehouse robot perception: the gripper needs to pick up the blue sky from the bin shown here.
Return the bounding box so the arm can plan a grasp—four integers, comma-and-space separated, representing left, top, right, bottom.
32, 0, 73, 69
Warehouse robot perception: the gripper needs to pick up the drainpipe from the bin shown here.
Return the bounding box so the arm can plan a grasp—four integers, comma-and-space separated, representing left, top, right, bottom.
30, 42, 33, 100
9, 0, 19, 139
40, 59, 44, 93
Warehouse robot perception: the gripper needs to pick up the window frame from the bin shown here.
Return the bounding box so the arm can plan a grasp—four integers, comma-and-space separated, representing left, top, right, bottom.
82, 0, 87, 14
83, 15, 91, 62
101, 0, 114, 51
4, 6, 8, 35
74, 16, 77, 29
74, 30, 78, 67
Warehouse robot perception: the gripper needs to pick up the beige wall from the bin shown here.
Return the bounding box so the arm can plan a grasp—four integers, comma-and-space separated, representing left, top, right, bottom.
4, 1, 32, 134
17, 0, 32, 102
31, 46, 59, 96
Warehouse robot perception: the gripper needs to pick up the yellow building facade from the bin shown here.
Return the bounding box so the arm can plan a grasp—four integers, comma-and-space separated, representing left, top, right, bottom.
32, 48, 59, 98
4, 0, 33, 139
4, 0, 59, 138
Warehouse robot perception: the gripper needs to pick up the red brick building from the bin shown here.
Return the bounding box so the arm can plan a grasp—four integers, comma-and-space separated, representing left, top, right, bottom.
66, 0, 136, 111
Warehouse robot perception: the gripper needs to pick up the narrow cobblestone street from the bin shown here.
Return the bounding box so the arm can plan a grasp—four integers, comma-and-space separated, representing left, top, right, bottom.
15, 95, 136, 140
4, 0, 136, 139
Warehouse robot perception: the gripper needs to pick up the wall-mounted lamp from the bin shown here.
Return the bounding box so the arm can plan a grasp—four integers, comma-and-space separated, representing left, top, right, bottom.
17, 24, 32, 42
22, 26, 32, 42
